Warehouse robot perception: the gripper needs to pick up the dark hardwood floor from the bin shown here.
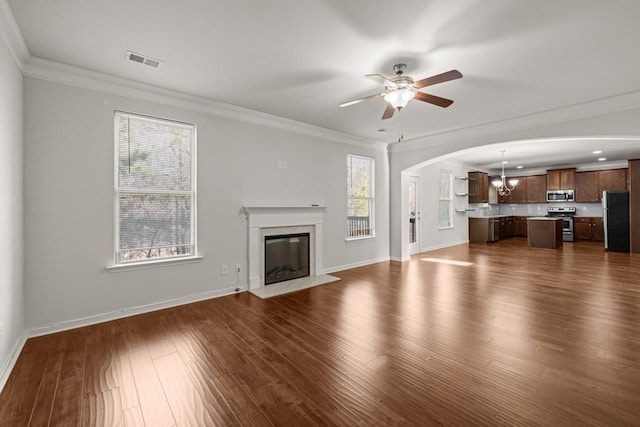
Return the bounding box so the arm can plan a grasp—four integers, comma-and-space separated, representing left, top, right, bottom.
2, 238, 640, 426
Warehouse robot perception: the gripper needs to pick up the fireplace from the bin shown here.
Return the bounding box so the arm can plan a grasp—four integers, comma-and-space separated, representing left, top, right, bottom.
264, 233, 310, 285
241, 205, 326, 290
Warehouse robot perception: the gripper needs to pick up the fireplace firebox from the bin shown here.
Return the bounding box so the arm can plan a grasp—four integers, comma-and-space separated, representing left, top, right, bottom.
264, 233, 310, 285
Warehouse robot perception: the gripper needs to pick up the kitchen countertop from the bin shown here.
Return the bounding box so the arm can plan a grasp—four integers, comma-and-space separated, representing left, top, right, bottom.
467, 214, 514, 219
527, 217, 561, 221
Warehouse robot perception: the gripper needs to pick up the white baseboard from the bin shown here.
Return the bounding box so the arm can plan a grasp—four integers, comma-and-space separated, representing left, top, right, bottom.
419, 240, 469, 253
26, 284, 248, 338
323, 256, 391, 274
0, 332, 27, 394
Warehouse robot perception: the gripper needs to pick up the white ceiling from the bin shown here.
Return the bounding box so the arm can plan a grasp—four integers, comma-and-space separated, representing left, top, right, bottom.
6, 0, 640, 170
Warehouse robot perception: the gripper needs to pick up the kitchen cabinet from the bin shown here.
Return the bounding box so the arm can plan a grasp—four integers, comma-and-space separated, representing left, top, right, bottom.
495, 216, 515, 239
468, 171, 488, 204
574, 217, 592, 240
575, 171, 599, 202
547, 168, 575, 190
526, 175, 547, 203
514, 216, 528, 237
592, 218, 604, 241
498, 176, 526, 203
598, 168, 627, 194
575, 217, 604, 241
498, 175, 545, 204
507, 177, 527, 203
575, 168, 627, 203
528, 218, 563, 249
469, 217, 498, 243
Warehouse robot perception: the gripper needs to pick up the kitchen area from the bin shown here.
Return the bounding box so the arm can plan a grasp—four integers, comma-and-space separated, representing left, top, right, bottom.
465, 165, 632, 251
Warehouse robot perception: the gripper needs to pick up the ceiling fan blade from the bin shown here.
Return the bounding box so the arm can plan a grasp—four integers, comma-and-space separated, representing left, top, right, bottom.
366, 73, 397, 87
414, 91, 454, 108
339, 93, 384, 108
381, 103, 395, 120
413, 69, 463, 89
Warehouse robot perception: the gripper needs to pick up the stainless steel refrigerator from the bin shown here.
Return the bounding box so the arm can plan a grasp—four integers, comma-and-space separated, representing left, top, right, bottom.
603, 190, 630, 252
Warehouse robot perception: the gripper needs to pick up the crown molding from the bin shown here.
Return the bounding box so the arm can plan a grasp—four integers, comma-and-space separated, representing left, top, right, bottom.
0, 0, 29, 71
23, 56, 385, 150
390, 89, 640, 154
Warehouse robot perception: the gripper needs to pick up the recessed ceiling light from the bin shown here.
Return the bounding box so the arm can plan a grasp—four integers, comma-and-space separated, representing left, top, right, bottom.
598, 157, 606, 161
593, 150, 602, 154
517, 165, 523, 169
502, 160, 508, 164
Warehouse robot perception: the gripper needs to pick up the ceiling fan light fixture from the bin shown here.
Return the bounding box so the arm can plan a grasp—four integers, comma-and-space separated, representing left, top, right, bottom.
384, 88, 415, 109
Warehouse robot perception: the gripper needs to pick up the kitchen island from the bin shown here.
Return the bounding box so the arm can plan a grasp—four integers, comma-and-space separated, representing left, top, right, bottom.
527, 217, 563, 249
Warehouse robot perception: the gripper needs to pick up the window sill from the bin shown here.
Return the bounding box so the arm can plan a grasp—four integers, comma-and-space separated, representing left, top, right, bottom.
345, 234, 376, 242
439, 226, 454, 230
106, 255, 203, 273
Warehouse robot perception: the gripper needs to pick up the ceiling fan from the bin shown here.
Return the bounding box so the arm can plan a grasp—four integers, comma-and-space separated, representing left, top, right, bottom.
339, 64, 462, 120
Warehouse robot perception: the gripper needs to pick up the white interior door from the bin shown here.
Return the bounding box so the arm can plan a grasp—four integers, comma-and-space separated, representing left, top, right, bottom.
408, 176, 421, 255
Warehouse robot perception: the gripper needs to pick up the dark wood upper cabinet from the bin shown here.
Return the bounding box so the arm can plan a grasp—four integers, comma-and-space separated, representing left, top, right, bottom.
575, 171, 599, 202
498, 175, 544, 204
546, 169, 560, 190
598, 168, 627, 194
575, 168, 627, 203
547, 168, 576, 190
526, 175, 547, 203
561, 169, 575, 189
502, 176, 527, 203
468, 171, 488, 204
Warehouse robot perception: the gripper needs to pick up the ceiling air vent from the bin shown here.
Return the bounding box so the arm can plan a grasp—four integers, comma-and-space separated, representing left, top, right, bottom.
126, 51, 163, 69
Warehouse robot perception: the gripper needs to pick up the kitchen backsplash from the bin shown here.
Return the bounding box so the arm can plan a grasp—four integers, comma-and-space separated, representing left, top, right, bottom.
469, 202, 604, 217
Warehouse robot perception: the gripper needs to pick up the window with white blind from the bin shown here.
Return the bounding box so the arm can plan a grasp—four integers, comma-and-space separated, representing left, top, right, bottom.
347, 154, 375, 238
439, 169, 453, 229
114, 112, 196, 264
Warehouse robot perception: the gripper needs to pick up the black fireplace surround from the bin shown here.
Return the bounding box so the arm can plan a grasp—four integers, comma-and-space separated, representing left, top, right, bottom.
264, 232, 310, 285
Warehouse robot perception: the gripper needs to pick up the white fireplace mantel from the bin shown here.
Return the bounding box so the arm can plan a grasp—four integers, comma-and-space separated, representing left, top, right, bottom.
242, 205, 327, 290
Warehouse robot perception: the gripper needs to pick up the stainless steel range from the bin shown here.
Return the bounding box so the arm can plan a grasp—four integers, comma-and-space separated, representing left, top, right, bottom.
547, 207, 576, 242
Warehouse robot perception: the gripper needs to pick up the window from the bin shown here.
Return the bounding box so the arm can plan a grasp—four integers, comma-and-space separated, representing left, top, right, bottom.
347, 154, 374, 238
114, 112, 196, 264
439, 170, 453, 229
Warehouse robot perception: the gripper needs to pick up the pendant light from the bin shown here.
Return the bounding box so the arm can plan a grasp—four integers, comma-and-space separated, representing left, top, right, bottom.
491, 150, 518, 196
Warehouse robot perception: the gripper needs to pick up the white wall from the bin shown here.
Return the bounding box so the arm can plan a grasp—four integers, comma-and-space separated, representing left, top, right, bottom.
0, 30, 24, 383
23, 78, 389, 331
412, 161, 469, 252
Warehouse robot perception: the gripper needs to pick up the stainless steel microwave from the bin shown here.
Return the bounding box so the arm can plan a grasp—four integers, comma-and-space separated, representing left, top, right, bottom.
546, 190, 575, 203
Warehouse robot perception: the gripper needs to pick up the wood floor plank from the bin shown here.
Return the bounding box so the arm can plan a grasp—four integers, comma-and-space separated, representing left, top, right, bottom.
123, 405, 145, 427
0, 337, 49, 425
27, 336, 65, 426
2, 239, 640, 425
49, 328, 88, 426
154, 351, 235, 426
119, 318, 176, 427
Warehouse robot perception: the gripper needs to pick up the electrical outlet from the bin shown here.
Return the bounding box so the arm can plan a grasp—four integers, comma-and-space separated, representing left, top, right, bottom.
236, 263, 241, 273
221, 265, 228, 275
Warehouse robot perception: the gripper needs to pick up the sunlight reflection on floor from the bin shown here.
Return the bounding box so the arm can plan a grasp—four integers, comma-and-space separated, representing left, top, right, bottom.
420, 258, 474, 267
